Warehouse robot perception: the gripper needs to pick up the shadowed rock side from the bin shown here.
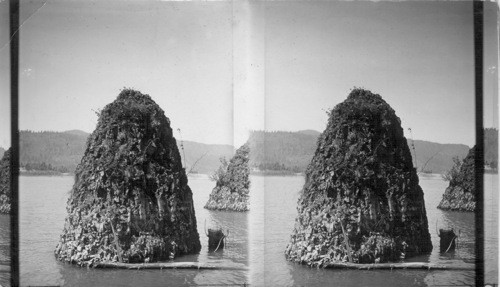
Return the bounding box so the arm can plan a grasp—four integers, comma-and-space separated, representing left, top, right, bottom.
285, 89, 432, 266
204, 144, 250, 211
55, 89, 201, 266
437, 146, 476, 212
0, 148, 11, 213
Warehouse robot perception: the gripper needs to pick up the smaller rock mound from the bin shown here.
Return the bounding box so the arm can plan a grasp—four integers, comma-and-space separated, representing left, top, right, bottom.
204, 144, 250, 212
0, 148, 11, 214
438, 146, 476, 212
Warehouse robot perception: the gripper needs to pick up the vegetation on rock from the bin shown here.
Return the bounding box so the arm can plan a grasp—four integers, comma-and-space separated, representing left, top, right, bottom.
437, 146, 476, 211
205, 144, 250, 211
0, 148, 11, 213
55, 89, 201, 266
441, 157, 463, 182
285, 89, 432, 267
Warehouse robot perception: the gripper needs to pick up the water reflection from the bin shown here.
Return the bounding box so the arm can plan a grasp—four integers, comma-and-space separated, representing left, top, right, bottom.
424, 270, 475, 287
248, 175, 265, 286
290, 268, 429, 287
252, 174, 478, 286
206, 210, 248, 262
484, 173, 498, 283
16, 172, 499, 286
20, 175, 249, 286
438, 211, 475, 262
60, 265, 200, 287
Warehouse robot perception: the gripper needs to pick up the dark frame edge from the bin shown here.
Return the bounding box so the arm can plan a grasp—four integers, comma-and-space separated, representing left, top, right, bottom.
9, 0, 19, 286
473, 1, 485, 286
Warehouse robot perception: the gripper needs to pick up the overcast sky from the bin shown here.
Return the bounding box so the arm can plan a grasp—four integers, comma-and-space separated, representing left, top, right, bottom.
0, 0, 10, 149
4, 0, 498, 148
261, 1, 497, 147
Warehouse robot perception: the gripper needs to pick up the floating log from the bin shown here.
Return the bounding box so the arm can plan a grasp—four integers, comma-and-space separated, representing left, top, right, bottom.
323, 262, 474, 271
93, 261, 248, 270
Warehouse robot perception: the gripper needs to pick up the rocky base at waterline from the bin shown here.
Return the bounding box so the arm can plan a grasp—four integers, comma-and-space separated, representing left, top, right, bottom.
0, 148, 11, 213
54, 89, 201, 266
204, 144, 250, 212
438, 146, 476, 212
285, 89, 432, 267
204, 186, 249, 211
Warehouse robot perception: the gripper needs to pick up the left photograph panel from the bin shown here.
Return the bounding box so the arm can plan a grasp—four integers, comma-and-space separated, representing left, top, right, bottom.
18, 1, 248, 286
0, 0, 11, 286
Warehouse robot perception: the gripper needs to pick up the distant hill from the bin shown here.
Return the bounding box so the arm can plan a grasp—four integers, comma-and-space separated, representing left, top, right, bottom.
181, 141, 234, 174
0, 147, 4, 159
297, 130, 321, 137
19, 130, 234, 175
247, 130, 319, 173
20, 128, 493, 175
247, 130, 471, 174
20, 130, 89, 173
63, 129, 91, 137
410, 140, 469, 173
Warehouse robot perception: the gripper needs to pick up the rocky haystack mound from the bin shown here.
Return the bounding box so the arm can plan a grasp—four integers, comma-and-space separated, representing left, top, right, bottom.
55, 89, 201, 266
0, 148, 11, 213
285, 89, 432, 266
438, 146, 476, 211
204, 144, 250, 211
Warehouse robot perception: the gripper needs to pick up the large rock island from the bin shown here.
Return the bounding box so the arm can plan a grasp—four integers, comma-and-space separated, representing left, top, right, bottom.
55, 89, 201, 266
437, 146, 476, 211
285, 89, 432, 266
204, 144, 250, 211
0, 148, 11, 213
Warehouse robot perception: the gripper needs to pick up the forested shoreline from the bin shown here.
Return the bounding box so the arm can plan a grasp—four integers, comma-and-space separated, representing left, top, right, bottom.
14, 128, 498, 176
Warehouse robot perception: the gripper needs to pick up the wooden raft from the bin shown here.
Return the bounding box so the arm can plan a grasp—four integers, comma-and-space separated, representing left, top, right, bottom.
323, 262, 474, 271
93, 261, 248, 270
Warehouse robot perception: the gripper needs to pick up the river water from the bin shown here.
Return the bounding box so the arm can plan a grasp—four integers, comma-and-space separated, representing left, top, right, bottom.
249, 174, 498, 286
19, 174, 248, 286
18, 174, 497, 286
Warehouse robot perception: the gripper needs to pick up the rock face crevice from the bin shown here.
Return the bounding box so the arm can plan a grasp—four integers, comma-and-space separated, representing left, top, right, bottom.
437, 146, 476, 212
285, 89, 432, 266
55, 89, 201, 266
0, 148, 11, 214
204, 144, 250, 212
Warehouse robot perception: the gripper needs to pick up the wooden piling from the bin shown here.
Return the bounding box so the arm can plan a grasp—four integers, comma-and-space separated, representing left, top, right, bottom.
207, 228, 225, 251
438, 229, 456, 253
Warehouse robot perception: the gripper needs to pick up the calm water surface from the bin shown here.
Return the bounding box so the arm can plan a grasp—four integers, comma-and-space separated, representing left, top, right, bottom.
484, 173, 498, 284
19, 175, 248, 286
18, 174, 498, 286
249, 174, 498, 286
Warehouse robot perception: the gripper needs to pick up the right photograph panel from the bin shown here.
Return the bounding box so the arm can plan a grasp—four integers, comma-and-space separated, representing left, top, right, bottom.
248, 1, 497, 286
